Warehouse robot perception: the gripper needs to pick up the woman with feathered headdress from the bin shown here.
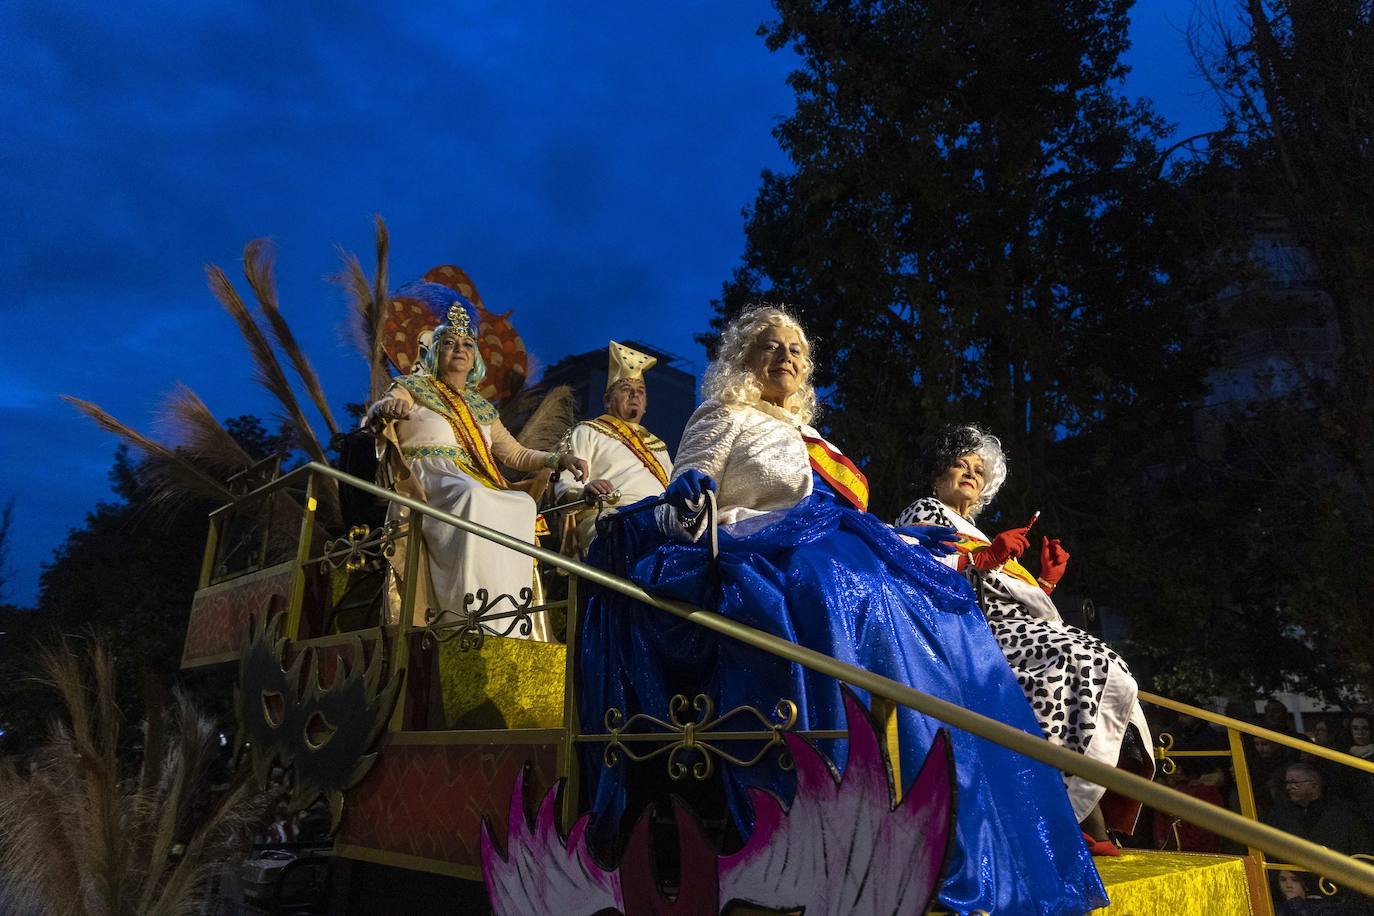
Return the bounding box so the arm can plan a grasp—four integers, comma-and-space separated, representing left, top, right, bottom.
369, 289, 589, 636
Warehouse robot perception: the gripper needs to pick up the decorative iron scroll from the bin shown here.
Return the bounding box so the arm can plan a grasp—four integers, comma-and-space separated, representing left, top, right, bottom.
1154, 731, 1179, 776
600, 694, 800, 781
1318, 853, 1374, 896
420, 587, 537, 651
319, 521, 401, 572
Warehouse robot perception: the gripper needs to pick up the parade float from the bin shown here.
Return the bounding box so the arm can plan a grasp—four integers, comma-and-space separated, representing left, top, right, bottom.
68, 220, 1374, 914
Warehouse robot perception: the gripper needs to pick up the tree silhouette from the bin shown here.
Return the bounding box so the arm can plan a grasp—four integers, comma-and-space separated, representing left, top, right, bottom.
0, 419, 291, 757
712, 0, 1218, 520
709, 0, 1363, 701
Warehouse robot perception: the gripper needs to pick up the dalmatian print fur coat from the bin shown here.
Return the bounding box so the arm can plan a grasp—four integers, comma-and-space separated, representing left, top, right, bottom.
896, 496, 1154, 824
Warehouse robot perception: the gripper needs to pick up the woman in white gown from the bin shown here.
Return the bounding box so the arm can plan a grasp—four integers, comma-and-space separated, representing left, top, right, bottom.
370, 297, 589, 637
580, 306, 1105, 914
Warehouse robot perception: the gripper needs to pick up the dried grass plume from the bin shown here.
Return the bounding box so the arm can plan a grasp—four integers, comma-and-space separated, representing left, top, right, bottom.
243, 239, 341, 438
0, 640, 269, 916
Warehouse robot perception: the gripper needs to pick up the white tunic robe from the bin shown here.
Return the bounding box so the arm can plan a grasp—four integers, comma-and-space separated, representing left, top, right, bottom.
654, 398, 828, 541
553, 419, 672, 554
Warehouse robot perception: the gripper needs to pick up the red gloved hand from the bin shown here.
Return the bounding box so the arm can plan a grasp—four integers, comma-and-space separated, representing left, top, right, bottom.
1040, 536, 1070, 585
972, 527, 1030, 571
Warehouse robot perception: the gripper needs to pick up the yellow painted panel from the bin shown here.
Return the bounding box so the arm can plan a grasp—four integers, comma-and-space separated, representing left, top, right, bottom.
1091, 850, 1252, 916
437, 637, 566, 730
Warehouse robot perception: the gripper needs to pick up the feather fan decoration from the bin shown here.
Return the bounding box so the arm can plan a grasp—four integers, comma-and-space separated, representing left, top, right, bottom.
158, 382, 255, 474
242, 239, 340, 437
371, 214, 389, 363
335, 248, 373, 355
332, 214, 392, 402
205, 264, 329, 465
68, 393, 313, 567
513, 385, 576, 453
155, 384, 309, 551
205, 263, 341, 525
63, 395, 235, 507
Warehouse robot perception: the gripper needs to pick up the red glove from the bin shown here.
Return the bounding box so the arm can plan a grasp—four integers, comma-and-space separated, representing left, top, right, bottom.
1040, 536, 1070, 586
972, 527, 1030, 571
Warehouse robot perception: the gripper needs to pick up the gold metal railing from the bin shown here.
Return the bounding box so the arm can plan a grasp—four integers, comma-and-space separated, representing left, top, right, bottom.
1144, 691, 1374, 777
1143, 690, 1374, 899
210, 461, 1374, 899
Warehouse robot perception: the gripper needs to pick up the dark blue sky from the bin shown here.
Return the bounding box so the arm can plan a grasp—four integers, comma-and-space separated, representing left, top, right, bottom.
1, 1, 1218, 606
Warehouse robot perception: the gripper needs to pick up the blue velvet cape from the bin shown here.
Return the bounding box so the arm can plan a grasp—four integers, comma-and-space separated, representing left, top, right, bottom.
578, 475, 1106, 914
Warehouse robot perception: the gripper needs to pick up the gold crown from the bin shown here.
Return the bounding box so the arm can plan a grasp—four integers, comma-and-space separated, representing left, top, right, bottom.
446, 301, 474, 337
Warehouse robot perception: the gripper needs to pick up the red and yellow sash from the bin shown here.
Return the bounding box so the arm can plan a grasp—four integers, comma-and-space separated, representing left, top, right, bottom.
430, 376, 509, 490
802, 434, 869, 512
949, 534, 1039, 587
586, 415, 670, 488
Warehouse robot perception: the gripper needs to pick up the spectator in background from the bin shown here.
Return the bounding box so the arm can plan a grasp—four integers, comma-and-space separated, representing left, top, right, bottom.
1153, 710, 1229, 852
1249, 737, 1299, 818
1266, 762, 1370, 854
1265, 698, 1306, 742
1225, 698, 1253, 721
1242, 698, 1305, 818
1344, 714, 1374, 847
1305, 715, 1365, 807
1349, 715, 1373, 760
1274, 869, 1350, 915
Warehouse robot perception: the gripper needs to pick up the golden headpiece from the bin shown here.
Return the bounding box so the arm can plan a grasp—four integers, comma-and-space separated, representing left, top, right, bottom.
607, 341, 656, 391
414, 297, 478, 376
445, 301, 474, 338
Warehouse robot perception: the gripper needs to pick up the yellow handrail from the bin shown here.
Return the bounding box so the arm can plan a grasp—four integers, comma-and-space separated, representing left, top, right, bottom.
261, 463, 1374, 897
1142, 689, 1372, 902
1141, 690, 1374, 775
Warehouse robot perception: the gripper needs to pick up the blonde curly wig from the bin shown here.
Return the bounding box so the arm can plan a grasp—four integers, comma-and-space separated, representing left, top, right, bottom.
702, 305, 817, 424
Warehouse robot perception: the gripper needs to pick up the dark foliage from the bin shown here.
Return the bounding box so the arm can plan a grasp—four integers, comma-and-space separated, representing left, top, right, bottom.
712, 0, 1367, 701
1179, 0, 1374, 698
713, 0, 1222, 515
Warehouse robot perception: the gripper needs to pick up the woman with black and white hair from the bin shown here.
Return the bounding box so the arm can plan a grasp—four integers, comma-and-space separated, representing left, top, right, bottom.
581, 306, 1105, 914
897, 424, 1154, 855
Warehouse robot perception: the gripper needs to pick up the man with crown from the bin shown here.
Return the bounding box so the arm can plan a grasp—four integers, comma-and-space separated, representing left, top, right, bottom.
369, 295, 591, 638
553, 342, 673, 558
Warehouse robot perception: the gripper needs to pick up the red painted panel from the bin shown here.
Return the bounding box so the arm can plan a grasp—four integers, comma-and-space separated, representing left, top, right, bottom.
182, 567, 293, 666
338, 741, 558, 868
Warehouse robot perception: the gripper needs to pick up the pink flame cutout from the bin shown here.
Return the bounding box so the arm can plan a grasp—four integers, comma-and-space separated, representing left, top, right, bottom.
481, 689, 956, 915
480, 769, 623, 913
